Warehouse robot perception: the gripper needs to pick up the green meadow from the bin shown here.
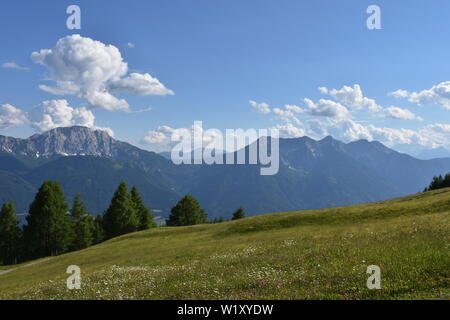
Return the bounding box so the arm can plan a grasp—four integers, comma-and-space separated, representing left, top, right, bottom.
0, 188, 449, 300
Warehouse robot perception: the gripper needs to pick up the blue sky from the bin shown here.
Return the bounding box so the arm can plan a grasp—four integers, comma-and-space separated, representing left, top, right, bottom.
1, 0, 450, 156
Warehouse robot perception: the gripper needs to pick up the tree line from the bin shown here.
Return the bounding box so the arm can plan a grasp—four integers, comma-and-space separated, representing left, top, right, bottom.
0, 181, 154, 265
166, 196, 244, 226
0, 181, 245, 266
424, 173, 450, 192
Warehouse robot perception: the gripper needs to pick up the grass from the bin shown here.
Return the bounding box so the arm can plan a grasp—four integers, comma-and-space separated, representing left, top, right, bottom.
0, 189, 449, 300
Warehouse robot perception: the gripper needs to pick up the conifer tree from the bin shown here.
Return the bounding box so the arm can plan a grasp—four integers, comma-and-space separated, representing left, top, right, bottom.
166, 195, 207, 226
0, 202, 21, 265
70, 193, 93, 251
92, 215, 105, 244
425, 173, 450, 191
232, 207, 245, 220
102, 181, 138, 239
130, 186, 156, 230
23, 181, 71, 259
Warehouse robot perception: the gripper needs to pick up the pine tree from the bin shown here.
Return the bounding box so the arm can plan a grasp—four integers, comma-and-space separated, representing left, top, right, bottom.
445, 174, 450, 188
0, 202, 21, 265
166, 195, 207, 226
23, 181, 71, 259
102, 181, 138, 239
70, 194, 93, 251
92, 215, 105, 244
130, 186, 156, 230
232, 207, 245, 220
425, 173, 450, 191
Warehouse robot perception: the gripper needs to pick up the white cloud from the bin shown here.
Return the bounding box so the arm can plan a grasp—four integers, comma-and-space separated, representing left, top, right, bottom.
391, 81, 450, 109
383, 106, 423, 121
92, 126, 114, 137
318, 87, 328, 95
142, 123, 250, 153
250, 83, 450, 153
302, 117, 450, 150
284, 104, 304, 114
28, 99, 113, 136
269, 114, 443, 151
1, 62, 29, 71
307, 119, 329, 137
301, 117, 422, 147
31, 34, 173, 111
1, 100, 112, 135
273, 106, 302, 125
249, 100, 271, 114
311, 118, 372, 142
0, 104, 28, 129
366, 125, 423, 147
338, 119, 373, 141
390, 89, 409, 98
142, 117, 450, 155
303, 98, 351, 120
109, 73, 174, 96
272, 122, 305, 138
273, 107, 294, 118
142, 125, 176, 146
320, 84, 383, 112
126, 106, 153, 114
29, 100, 94, 132
419, 123, 450, 148
127, 42, 135, 48
142, 125, 203, 152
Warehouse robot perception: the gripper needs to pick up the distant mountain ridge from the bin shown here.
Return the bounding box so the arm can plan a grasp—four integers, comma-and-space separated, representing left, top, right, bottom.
0, 126, 115, 158
1, 126, 450, 219
0, 127, 183, 214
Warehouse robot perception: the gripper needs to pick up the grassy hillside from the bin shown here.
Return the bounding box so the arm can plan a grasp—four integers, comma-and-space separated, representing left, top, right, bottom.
1, 189, 449, 300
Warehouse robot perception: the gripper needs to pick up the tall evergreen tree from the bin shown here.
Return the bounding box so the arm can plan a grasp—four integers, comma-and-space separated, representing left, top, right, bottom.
102, 181, 138, 239
130, 186, 156, 230
166, 195, 207, 226
0, 202, 21, 265
232, 207, 245, 220
92, 214, 105, 245
70, 194, 93, 251
23, 181, 71, 259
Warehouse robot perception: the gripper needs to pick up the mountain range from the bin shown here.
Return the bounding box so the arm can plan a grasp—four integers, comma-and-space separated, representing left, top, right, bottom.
1, 126, 450, 220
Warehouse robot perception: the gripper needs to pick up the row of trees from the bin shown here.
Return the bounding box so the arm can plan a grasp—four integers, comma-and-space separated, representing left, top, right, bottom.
0, 181, 155, 265
165, 196, 245, 226
0, 180, 246, 266
424, 173, 450, 192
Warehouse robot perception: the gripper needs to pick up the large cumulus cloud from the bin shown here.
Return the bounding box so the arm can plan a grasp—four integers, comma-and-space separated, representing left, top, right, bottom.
28, 100, 94, 132
31, 35, 173, 111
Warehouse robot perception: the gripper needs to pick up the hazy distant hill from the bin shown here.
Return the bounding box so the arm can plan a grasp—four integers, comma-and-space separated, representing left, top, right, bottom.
183, 136, 450, 217
1, 126, 450, 219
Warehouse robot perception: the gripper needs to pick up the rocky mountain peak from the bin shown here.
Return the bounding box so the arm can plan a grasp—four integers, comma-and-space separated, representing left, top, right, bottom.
0, 126, 115, 158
